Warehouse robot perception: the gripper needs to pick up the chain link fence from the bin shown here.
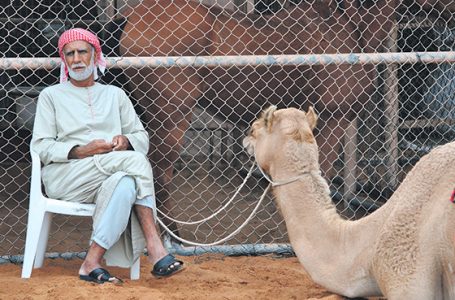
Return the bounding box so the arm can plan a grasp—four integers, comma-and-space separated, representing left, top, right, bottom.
1, 0, 454, 260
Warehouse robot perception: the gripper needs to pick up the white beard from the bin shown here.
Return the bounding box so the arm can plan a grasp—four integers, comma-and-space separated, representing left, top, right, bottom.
68, 54, 95, 81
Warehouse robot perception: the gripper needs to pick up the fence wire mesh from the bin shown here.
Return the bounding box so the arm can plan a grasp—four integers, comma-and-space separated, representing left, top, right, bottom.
1, 0, 455, 259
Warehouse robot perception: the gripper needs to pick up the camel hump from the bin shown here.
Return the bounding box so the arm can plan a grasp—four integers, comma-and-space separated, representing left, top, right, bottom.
424, 140, 455, 164
120, 0, 214, 56
411, 141, 455, 181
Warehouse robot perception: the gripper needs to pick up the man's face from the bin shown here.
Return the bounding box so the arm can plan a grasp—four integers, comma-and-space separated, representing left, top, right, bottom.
63, 40, 94, 82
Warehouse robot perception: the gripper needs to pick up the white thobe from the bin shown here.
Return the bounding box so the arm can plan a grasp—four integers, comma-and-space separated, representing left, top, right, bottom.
31, 81, 154, 267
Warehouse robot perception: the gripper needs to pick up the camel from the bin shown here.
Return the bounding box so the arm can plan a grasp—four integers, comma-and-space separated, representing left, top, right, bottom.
243, 105, 455, 299
104, 0, 397, 233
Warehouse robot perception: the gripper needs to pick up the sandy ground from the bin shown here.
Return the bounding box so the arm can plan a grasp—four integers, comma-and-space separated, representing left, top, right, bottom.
0, 254, 347, 300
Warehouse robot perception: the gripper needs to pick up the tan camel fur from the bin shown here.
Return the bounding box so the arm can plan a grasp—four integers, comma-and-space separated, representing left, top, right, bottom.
243, 106, 455, 299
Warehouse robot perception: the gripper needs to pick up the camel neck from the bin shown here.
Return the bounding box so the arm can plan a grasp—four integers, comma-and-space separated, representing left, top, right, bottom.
257, 163, 321, 187
273, 174, 382, 295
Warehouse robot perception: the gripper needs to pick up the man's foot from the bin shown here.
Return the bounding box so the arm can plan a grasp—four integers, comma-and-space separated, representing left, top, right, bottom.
79, 268, 123, 284
151, 254, 184, 278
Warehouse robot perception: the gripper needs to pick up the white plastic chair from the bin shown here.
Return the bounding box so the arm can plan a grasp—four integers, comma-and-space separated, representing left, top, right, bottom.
21, 149, 140, 280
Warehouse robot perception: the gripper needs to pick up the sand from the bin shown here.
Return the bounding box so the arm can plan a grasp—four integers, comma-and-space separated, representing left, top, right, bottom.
0, 254, 345, 300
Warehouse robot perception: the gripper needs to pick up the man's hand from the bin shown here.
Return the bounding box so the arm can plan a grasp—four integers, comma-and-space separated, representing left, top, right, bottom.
68, 139, 114, 159
112, 135, 131, 151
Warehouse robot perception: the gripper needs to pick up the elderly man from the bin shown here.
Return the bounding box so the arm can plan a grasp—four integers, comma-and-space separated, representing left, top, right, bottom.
31, 28, 184, 284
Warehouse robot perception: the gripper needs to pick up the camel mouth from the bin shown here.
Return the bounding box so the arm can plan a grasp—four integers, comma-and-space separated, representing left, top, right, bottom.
242, 136, 254, 156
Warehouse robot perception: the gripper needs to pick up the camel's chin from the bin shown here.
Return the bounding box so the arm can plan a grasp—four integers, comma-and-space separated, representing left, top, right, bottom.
242, 136, 255, 155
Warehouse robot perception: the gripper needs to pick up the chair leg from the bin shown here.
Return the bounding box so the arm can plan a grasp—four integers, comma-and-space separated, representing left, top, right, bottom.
130, 257, 141, 280
34, 212, 53, 268
21, 207, 47, 278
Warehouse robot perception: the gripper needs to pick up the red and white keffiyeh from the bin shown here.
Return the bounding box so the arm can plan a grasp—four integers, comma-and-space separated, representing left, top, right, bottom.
58, 28, 107, 83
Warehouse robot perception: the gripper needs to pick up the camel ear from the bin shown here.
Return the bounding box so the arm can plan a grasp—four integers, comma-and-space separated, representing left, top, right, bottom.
306, 106, 318, 130
262, 105, 277, 132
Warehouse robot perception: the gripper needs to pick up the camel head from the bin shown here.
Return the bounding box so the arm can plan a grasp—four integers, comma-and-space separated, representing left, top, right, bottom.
243, 106, 320, 177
